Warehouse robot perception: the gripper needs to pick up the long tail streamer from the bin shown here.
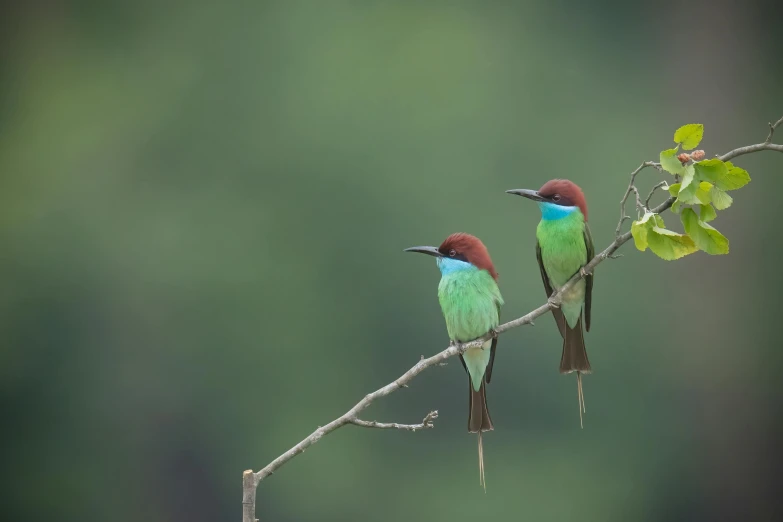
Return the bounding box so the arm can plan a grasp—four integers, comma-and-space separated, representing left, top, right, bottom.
577, 371, 586, 429
478, 431, 486, 492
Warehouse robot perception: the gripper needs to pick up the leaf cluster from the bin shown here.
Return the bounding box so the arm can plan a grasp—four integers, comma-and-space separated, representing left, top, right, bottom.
633, 124, 750, 259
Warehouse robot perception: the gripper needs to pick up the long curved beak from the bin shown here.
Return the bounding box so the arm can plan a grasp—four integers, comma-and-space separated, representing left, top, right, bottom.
403, 246, 443, 257
506, 189, 545, 202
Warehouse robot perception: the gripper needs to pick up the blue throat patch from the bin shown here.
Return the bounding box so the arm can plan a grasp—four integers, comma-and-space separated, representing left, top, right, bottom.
437, 257, 476, 276
538, 201, 578, 220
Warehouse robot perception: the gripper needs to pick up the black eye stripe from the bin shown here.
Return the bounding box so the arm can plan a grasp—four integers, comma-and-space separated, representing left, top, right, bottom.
543, 193, 573, 206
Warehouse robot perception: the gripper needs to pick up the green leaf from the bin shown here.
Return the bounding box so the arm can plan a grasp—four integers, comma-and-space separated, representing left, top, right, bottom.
668, 183, 681, 197
711, 186, 733, 210
631, 222, 648, 251
647, 226, 699, 260
671, 199, 682, 213
696, 182, 713, 204
674, 124, 704, 150
678, 178, 712, 206
677, 166, 699, 203
694, 158, 727, 183
700, 203, 717, 222
681, 208, 729, 255
677, 189, 696, 204
715, 163, 751, 191
680, 164, 696, 190
631, 212, 655, 251
660, 147, 684, 175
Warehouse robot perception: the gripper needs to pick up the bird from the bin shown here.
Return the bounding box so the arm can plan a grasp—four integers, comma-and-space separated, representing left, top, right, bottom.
506, 180, 594, 428
404, 233, 504, 490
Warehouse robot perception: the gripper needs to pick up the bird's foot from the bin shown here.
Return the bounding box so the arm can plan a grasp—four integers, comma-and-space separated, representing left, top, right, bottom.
547, 297, 560, 309
579, 266, 590, 278
488, 328, 498, 339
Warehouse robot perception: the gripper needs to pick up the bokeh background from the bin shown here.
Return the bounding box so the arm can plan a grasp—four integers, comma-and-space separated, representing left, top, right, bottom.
2, 1, 782, 521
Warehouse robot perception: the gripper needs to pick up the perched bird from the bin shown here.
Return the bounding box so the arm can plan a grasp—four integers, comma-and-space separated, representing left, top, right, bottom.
405, 233, 504, 489
506, 180, 594, 427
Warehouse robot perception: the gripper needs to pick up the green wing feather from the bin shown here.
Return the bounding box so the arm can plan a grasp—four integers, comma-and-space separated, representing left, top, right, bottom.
583, 223, 595, 332
536, 240, 568, 339
485, 301, 500, 383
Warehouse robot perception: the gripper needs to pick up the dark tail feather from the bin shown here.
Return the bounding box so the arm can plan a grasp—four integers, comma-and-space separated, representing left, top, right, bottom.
468, 379, 493, 433
559, 316, 591, 374
468, 377, 492, 491
560, 317, 590, 428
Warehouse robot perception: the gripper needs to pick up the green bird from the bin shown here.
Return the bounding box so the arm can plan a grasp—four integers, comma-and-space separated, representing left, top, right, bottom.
506, 180, 594, 427
405, 233, 504, 489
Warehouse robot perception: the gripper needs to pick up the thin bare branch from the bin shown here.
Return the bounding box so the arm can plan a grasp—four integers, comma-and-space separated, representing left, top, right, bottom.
617, 161, 654, 237
631, 185, 644, 211
765, 115, 783, 143
243, 116, 783, 522
616, 215, 631, 234
645, 181, 668, 208
350, 411, 438, 431
719, 142, 783, 161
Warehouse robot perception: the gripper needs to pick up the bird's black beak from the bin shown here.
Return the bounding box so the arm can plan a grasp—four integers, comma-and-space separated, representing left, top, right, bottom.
403, 246, 444, 257
505, 188, 545, 202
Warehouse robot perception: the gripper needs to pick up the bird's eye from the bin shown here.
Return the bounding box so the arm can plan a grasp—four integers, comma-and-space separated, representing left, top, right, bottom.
552, 194, 561, 202
449, 249, 457, 257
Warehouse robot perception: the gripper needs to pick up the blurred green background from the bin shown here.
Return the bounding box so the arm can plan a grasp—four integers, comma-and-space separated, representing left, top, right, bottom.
2, 1, 782, 521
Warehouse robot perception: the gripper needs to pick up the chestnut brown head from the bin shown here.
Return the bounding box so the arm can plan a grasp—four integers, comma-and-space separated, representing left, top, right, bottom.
404, 233, 498, 281
506, 179, 588, 221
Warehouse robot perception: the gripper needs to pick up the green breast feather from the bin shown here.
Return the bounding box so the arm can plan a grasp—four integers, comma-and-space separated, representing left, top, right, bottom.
536, 211, 587, 288
438, 268, 503, 391
536, 211, 588, 328
438, 269, 502, 341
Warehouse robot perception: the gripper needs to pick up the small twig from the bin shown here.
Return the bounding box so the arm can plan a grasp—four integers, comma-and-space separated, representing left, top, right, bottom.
766, 116, 783, 144
631, 186, 644, 212
617, 161, 657, 237
350, 411, 439, 431
720, 117, 783, 162
617, 162, 648, 236
645, 181, 668, 208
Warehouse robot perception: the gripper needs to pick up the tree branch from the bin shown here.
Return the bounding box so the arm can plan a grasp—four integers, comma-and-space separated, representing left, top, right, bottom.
349, 410, 439, 430
718, 141, 783, 161
716, 115, 783, 163
242, 116, 783, 522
